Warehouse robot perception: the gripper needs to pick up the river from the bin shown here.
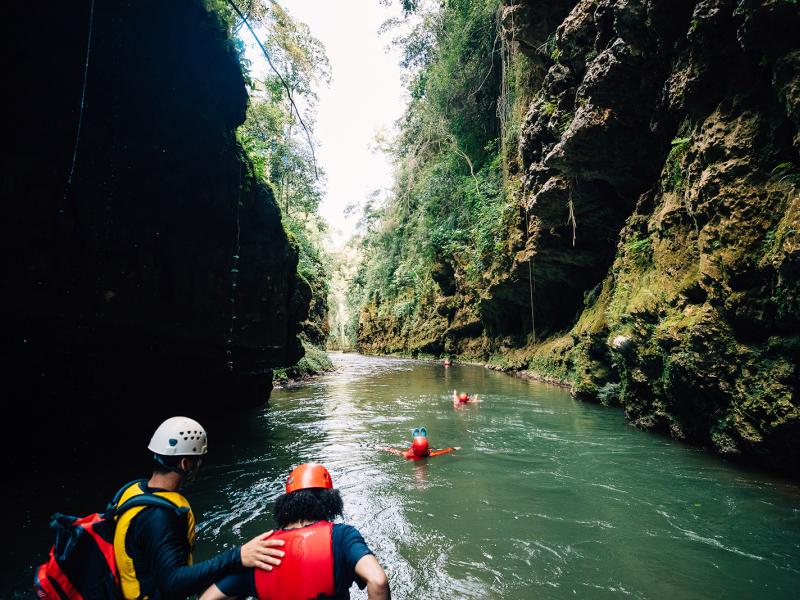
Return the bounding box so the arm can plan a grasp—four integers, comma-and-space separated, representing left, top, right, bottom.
6, 353, 800, 598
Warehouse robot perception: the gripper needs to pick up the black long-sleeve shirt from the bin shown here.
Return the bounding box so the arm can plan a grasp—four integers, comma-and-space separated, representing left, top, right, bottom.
125, 503, 242, 600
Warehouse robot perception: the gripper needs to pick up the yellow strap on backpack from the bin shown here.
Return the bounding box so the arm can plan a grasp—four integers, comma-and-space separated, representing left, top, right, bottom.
113, 481, 195, 600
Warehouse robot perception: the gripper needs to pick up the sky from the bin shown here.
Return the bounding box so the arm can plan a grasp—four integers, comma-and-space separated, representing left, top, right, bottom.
242, 1, 409, 248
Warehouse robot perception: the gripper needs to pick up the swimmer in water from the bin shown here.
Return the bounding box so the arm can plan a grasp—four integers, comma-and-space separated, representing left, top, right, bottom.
383, 427, 456, 461
443, 358, 452, 367
452, 389, 480, 406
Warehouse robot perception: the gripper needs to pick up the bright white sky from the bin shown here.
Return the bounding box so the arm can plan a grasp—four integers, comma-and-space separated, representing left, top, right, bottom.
242, 1, 408, 248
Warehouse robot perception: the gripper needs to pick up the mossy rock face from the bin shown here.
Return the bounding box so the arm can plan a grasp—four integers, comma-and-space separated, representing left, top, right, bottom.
274, 342, 334, 384
513, 0, 800, 475
352, 0, 799, 474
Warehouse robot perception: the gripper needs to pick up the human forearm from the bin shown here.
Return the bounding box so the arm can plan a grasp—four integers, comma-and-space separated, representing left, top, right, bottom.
159, 547, 242, 597
367, 577, 391, 600
199, 583, 236, 600
355, 555, 390, 600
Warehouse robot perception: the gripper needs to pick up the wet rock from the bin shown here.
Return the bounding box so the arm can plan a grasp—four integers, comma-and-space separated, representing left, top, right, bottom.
500, 0, 576, 59
557, 1, 597, 68
510, 0, 800, 475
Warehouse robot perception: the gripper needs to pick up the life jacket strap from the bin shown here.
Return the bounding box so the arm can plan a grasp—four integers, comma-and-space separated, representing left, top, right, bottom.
113, 494, 189, 518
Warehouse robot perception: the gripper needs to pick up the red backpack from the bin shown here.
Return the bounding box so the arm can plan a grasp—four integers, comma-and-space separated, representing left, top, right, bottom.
34, 479, 183, 600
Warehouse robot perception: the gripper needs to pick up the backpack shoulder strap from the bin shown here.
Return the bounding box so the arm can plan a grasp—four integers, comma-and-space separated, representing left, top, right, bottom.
105, 478, 148, 514
112, 493, 189, 518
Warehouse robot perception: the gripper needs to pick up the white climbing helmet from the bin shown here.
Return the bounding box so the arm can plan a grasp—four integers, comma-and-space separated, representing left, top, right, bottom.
148, 416, 208, 456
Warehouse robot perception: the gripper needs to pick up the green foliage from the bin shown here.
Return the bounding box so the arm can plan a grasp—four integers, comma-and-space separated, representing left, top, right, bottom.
341, 0, 527, 349
235, 2, 330, 217
558, 111, 574, 134
273, 340, 333, 382
666, 136, 691, 192
539, 32, 560, 62
597, 382, 621, 406
202, 0, 257, 79
770, 162, 800, 187
626, 234, 653, 266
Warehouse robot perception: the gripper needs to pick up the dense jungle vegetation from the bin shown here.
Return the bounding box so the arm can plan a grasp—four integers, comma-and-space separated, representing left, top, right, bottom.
340, 0, 533, 350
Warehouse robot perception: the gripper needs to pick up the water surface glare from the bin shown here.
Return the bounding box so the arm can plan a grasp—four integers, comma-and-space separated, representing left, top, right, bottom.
191, 353, 800, 599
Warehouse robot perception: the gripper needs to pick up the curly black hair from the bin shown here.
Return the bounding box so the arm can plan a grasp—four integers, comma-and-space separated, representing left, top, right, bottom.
273, 488, 344, 528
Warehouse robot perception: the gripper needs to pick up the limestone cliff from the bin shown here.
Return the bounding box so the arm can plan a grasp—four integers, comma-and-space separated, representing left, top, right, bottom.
358, 0, 799, 474
0, 0, 307, 463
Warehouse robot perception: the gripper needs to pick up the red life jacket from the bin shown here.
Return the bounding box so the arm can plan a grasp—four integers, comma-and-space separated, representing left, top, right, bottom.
254, 521, 335, 600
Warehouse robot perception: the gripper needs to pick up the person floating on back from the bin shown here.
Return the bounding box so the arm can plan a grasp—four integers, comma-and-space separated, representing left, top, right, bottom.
200, 463, 390, 600
452, 389, 480, 405
383, 427, 456, 461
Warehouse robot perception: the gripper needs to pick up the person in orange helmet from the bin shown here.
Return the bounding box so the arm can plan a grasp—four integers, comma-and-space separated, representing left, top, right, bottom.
200, 463, 389, 600
383, 427, 456, 461
452, 389, 480, 406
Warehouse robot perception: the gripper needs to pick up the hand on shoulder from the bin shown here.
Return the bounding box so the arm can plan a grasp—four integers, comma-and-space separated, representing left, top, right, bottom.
241, 530, 285, 570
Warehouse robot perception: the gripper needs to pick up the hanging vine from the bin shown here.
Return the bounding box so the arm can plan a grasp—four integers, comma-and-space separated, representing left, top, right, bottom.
567, 177, 577, 247
60, 0, 96, 214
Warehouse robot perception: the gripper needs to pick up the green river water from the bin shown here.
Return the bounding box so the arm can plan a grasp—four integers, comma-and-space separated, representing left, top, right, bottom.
7, 353, 800, 598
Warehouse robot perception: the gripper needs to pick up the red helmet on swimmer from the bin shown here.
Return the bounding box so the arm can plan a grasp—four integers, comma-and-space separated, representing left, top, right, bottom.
285, 463, 333, 494
411, 436, 430, 457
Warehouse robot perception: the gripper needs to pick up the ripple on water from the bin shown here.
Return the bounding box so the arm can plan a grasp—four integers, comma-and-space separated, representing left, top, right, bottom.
189, 354, 800, 600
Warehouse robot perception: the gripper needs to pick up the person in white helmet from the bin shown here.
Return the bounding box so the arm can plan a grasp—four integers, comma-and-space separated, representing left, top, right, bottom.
112, 416, 286, 600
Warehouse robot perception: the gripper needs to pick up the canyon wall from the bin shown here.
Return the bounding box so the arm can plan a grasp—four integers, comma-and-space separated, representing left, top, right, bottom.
0, 0, 307, 463
357, 0, 799, 474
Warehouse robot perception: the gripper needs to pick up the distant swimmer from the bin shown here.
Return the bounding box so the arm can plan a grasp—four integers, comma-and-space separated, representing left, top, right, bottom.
383, 427, 455, 461
443, 358, 452, 367
452, 389, 480, 405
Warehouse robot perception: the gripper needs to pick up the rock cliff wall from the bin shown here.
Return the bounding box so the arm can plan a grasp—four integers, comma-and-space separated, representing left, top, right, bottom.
511, 0, 799, 474
0, 0, 307, 463
359, 0, 799, 474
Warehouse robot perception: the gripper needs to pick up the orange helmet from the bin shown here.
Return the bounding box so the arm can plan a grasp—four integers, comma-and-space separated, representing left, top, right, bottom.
411, 435, 430, 457
285, 463, 333, 494
458, 392, 469, 402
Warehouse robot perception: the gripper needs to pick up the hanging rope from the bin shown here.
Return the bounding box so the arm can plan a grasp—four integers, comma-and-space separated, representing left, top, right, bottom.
226, 159, 243, 372
524, 202, 536, 343
225, 0, 319, 179
61, 0, 96, 214
567, 177, 577, 247
528, 258, 536, 342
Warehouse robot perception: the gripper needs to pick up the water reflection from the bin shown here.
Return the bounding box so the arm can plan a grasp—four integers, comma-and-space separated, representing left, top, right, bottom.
412, 460, 430, 490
